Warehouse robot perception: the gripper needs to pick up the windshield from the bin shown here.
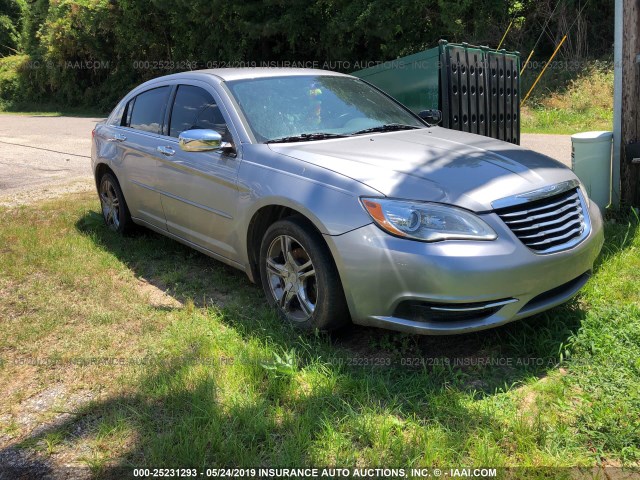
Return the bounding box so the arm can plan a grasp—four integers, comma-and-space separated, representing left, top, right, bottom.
226, 75, 425, 142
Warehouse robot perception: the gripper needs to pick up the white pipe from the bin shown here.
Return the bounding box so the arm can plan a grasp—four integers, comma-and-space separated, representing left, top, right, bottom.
612, 0, 623, 206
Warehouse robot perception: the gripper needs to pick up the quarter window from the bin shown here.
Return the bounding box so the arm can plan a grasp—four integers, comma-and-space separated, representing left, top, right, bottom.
107, 101, 126, 126
169, 85, 226, 138
128, 86, 170, 134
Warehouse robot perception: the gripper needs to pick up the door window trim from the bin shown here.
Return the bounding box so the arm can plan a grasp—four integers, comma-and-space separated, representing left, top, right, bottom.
162, 85, 179, 137
166, 84, 222, 139
126, 85, 171, 135
111, 79, 241, 153
164, 80, 240, 149
123, 96, 135, 127
115, 83, 173, 137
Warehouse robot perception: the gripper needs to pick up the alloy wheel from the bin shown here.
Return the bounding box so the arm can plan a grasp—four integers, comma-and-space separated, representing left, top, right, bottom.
265, 234, 317, 322
100, 178, 120, 230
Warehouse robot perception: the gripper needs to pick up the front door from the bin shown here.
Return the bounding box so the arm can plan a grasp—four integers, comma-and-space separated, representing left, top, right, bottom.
155, 83, 241, 261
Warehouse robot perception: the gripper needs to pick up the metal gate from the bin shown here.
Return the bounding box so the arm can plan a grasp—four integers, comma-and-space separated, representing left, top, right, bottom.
352, 40, 521, 144
439, 41, 520, 144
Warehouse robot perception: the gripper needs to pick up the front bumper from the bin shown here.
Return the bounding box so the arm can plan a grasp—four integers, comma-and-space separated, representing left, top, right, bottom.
325, 202, 604, 335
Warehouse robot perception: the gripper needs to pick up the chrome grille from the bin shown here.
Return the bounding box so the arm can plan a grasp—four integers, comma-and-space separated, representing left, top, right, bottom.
495, 188, 589, 253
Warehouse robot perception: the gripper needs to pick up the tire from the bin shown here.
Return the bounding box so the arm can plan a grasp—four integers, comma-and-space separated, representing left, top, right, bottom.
98, 172, 133, 235
259, 216, 350, 332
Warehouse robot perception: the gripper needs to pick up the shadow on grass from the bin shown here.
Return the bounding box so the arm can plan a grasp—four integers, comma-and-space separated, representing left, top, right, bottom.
1, 353, 501, 478
1, 209, 635, 476
74, 210, 602, 391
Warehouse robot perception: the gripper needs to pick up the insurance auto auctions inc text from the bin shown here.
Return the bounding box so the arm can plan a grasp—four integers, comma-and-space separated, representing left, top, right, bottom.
246, 468, 496, 478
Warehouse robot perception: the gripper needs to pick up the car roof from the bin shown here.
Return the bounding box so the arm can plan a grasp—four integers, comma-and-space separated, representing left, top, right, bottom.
184, 68, 353, 82
123, 68, 357, 106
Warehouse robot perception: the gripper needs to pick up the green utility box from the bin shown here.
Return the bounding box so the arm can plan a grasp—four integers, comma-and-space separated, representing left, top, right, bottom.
352, 40, 521, 144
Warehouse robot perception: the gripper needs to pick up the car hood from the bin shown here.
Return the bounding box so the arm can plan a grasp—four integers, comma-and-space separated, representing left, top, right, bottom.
268, 127, 577, 212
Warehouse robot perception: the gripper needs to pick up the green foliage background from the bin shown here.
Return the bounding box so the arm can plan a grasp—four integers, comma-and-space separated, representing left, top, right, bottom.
0, 0, 615, 112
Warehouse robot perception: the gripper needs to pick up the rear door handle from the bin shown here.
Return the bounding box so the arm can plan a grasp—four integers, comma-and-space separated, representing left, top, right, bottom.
110, 133, 127, 142
157, 146, 175, 157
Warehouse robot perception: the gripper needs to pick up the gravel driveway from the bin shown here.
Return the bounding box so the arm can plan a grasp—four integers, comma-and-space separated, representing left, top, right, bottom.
0, 114, 572, 206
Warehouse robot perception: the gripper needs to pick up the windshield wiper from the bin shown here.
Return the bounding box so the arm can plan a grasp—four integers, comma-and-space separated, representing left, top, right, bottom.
352, 123, 421, 135
265, 133, 349, 144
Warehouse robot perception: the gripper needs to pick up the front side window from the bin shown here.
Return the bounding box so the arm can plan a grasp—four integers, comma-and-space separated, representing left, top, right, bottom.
169, 85, 227, 138
226, 75, 424, 142
129, 86, 170, 134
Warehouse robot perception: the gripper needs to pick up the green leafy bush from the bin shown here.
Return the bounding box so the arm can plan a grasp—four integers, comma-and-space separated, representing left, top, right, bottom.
0, 54, 30, 107
1, 0, 617, 112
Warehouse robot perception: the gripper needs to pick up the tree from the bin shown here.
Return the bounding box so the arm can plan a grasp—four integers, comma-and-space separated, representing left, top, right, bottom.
0, 0, 24, 54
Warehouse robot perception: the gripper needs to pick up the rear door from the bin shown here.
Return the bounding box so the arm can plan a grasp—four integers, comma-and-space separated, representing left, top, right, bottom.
155, 82, 241, 261
113, 86, 171, 229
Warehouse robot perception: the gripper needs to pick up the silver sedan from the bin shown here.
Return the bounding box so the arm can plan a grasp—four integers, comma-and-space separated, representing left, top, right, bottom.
91, 68, 604, 335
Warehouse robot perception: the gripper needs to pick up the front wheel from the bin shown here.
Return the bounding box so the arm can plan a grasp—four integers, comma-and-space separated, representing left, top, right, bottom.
259, 217, 349, 332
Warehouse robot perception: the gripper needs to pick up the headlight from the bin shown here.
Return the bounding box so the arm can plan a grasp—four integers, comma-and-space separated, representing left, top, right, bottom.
361, 198, 497, 242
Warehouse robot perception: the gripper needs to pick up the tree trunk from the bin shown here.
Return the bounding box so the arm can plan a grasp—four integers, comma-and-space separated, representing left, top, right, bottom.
620, 0, 640, 205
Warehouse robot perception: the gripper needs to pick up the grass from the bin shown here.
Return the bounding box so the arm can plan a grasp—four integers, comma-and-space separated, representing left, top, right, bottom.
521, 62, 614, 135
0, 192, 639, 476
0, 104, 103, 117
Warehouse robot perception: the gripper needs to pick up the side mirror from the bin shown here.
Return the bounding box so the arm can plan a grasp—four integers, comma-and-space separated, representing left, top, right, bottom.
418, 109, 442, 125
178, 129, 233, 153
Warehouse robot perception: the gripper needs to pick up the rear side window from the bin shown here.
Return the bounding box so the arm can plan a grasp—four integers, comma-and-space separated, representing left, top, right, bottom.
129, 86, 170, 134
169, 85, 226, 138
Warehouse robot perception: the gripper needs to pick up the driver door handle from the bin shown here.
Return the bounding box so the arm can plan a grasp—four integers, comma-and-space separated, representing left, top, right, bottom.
157, 146, 175, 157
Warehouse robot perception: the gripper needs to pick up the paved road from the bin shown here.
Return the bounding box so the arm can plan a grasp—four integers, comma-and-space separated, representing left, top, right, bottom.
520, 133, 572, 168
0, 114, 572, 205
0, 115, 103, 205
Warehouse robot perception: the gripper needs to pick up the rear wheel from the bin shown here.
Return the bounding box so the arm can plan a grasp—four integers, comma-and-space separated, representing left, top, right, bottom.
259, 217, 349, 332
99, 173, 133, 234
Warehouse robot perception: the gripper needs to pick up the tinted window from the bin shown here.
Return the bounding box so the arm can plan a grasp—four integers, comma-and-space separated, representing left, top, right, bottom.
129, 86, 170, 134
169, 85, 226, 138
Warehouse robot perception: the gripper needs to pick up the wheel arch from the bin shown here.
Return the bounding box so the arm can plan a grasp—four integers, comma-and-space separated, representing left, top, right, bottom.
94, 162, 117, 190
245, 202, 329, 284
